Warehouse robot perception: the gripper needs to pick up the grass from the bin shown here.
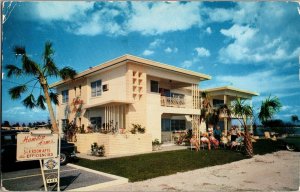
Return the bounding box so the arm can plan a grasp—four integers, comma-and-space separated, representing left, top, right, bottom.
74, 139, 281, 182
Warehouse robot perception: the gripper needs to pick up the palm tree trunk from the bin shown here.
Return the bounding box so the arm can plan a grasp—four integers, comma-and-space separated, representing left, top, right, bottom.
243, 121, 253, 157
40, 77, 59, 133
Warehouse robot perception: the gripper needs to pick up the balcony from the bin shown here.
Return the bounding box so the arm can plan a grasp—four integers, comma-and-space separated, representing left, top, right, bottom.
161, 96, 186, 108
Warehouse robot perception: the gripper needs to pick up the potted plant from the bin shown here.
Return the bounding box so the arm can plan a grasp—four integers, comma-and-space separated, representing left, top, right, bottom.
152, 138, 162, 151
91, 142, 105, 156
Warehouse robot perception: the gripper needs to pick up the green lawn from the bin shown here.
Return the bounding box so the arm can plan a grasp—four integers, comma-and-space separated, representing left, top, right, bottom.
74, 139, 281, 182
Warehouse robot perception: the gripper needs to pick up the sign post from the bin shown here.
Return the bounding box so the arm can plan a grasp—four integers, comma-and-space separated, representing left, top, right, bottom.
17, 130, 60, 191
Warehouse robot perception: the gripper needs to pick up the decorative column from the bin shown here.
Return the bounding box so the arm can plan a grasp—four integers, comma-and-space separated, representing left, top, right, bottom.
223, 95, 228, 135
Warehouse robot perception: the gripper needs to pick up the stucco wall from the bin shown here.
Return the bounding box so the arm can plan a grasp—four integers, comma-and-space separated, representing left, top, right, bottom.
76, 133, 152, 156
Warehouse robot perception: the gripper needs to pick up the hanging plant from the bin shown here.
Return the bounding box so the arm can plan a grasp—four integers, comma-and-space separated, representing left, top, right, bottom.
71, 96, 84, 117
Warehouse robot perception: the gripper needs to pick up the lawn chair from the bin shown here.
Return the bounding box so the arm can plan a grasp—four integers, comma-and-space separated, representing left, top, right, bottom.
236, 141, 244, 151
200, 142, 208, 150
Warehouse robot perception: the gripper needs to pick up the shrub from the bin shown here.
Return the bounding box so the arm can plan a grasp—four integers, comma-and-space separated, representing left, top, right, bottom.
152, 139, 161, 146
91, 142, 105, 156
130, 124, 145, 134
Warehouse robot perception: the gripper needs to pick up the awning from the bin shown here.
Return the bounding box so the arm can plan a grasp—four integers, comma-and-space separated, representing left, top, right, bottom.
84, 100, 134, 109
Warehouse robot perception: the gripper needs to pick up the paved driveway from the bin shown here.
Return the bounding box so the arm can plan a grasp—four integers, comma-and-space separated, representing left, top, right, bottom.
2, 164, 128, 191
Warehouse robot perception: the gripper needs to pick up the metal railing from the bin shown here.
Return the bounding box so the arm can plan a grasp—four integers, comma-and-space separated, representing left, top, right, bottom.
161, 96, 186, 108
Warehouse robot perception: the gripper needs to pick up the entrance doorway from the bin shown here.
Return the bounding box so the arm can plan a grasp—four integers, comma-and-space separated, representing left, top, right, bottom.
161, 118, 186, 143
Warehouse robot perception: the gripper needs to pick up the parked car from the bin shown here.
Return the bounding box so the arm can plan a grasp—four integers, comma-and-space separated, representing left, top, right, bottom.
1, 130, 78, 167
277, 134, 300, 151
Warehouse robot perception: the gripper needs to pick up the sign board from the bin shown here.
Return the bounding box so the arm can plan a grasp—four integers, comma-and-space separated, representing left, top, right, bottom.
17, 133, 58, 161
44, 158, 59, 170
46, 174, 58, 184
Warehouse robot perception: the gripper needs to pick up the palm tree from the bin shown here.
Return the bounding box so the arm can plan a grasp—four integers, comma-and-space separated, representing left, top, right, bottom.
258, 96, 282, 126
231, 98, 254, 157
5, 41, 76, 133
291, 115, 299, 124
200, 92, 213, 124
200, 91, 231, 131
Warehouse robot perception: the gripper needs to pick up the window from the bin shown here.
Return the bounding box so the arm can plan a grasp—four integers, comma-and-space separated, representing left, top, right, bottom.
159, 88, 171, 97
171, 92, 184, 99
62, 119, 68, 132
90, 117, 102, 131
171, 120, 186, 131
161, 119, 186, 131
91, 80, 102, 97
213, 99, 224, 108
79, 85, 82, 96
150, 80, 159, 93
62, 90, 69, 103
102, 84, 108, 91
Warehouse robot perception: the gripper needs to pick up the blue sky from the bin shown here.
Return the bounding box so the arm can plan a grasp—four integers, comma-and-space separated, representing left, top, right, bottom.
2, 1, 300, 124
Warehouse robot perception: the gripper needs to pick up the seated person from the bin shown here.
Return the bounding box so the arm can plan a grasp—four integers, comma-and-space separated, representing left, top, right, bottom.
213, 126, 222, 142
209, 134, 219, 149
200, 133, 211, 150
208, 126, 214, 136
231, 132, 244, 149
220, 133, 230, 147
190, 134, 200, 151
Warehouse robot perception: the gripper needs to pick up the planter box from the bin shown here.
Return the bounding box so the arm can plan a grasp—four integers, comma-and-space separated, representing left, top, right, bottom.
76, 133, 152, 156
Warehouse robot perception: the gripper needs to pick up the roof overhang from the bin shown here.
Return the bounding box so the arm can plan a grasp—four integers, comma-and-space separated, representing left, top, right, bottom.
50, 54, 211, 88
202, 86, 259, 99
84, 100, 134, 109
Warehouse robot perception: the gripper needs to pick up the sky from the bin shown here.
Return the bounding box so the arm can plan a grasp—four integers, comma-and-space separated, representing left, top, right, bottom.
2, 1, 300, 124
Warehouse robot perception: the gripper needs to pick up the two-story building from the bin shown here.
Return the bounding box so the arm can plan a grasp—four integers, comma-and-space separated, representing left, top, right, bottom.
50, 54, 258, 156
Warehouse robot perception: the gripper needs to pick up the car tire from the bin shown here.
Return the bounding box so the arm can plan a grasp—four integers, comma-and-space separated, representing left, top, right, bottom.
60, 153, 68, 165
286, 144, 295, 151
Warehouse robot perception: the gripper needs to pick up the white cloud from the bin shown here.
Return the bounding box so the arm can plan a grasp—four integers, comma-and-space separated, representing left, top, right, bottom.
195, 47, 210, 57
31, 2, 203, 36
217, 2, 300, 64
3, 106, 49, 122
127, 2, 202, 35
205, 27, 212, 34
181, 60, 193, 69
149, 39, 165, 48
164, 47, 178, 53
142, 49, 154, 56
205, 8, 235, 23
35, 2, 94, 21
214, 70, 300, 94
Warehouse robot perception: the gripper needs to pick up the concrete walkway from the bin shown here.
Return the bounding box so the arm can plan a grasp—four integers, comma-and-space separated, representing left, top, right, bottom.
96, 150, 300, 191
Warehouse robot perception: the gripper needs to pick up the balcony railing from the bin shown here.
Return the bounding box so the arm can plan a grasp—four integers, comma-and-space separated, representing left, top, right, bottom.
161, 96, 186, 108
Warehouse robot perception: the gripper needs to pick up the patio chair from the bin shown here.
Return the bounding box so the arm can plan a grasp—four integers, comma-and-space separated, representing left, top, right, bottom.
200, 142, 208, 150
235, 141, 244, 151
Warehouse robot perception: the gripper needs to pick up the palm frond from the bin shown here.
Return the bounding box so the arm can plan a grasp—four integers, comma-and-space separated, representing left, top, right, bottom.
36, 95, 46, 110
50, 92, 59, 105
22, 94, 36, 109
8, 85, 27, 99
231, 98, 253, 119
258, 96, 281, 124
13, 46, 26, 56
43, 41, 54, 60
22, 55, 41, 76
59, 67, 77, 80
44, 58, 59, 77
5, 64, 22, 77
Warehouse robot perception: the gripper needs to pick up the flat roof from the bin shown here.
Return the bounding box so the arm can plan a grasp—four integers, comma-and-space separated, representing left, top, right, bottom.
50, 54, 211, 88
203, 86, 259, 97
